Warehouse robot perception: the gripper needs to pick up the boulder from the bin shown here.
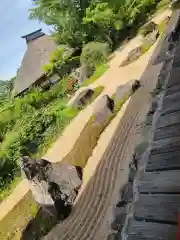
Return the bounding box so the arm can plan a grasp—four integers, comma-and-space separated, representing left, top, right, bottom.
148, 98, 158, 115
79, 64, 94, 84
143, 30, 159, 46
70, 64, 94, 85
116, 80, 140, 101
116, 83, 131, 101
121, 47, 141, 66
141, 21, 157, 36
93, 95, 114, 123
68, 88, 94, 107
116, 200, 126, 208
20, 156, 82, 219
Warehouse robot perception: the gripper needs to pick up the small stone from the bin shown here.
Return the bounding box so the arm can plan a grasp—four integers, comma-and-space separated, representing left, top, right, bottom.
79, 63, 94, 84
128, 168, 136, 183
114, 207, 126, 223
121, 182, 133, 203
145, 114, 153, 126
121, 47, 141, 66
116, 200, 126, 208
132, 154, 138, 169
111, 206, 126, 232
131, 80, 141, 93
148, 98, 158, 114
93, 95, 114, 123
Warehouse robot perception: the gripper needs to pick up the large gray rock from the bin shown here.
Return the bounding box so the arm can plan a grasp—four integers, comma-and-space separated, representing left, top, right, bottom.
20, 156, 82, 219
116, 84, 129, 101
70, 64, 93, 85
116, 80, 141, 101
93, 95, 114, 123
68, 88, 94, 107
79, 64, 94, 84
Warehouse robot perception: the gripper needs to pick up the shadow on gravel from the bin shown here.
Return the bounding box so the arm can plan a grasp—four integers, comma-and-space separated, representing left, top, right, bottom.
20, 208, 59, 240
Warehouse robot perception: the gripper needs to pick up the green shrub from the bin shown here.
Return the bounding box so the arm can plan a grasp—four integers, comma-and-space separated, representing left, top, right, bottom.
81, 42, 110, 68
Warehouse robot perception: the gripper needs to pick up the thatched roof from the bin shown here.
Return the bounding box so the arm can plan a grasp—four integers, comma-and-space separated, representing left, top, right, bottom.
14, 29, 57, 95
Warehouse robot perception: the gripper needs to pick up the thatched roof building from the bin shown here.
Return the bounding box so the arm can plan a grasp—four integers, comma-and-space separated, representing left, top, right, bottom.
14, 29, 57, 96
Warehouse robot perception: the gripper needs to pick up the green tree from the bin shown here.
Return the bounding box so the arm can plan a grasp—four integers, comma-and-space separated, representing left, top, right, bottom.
29, 0, 91, 47
83, 3, 122, 45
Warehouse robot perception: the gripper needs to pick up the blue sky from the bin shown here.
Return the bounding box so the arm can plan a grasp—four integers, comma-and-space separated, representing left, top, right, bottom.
0, 0, 50, 81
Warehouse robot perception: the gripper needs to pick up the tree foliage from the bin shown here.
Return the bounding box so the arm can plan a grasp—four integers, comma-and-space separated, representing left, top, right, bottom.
30, 0, 159, 49
81, 41, 110, 67
42, 46, 80, 77
30, 0, 91, 47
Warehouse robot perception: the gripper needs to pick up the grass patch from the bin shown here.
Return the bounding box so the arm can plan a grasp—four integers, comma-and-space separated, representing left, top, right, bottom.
0, 175, 21, 203
62, 92, 131, 168
82, 64, 108, 87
